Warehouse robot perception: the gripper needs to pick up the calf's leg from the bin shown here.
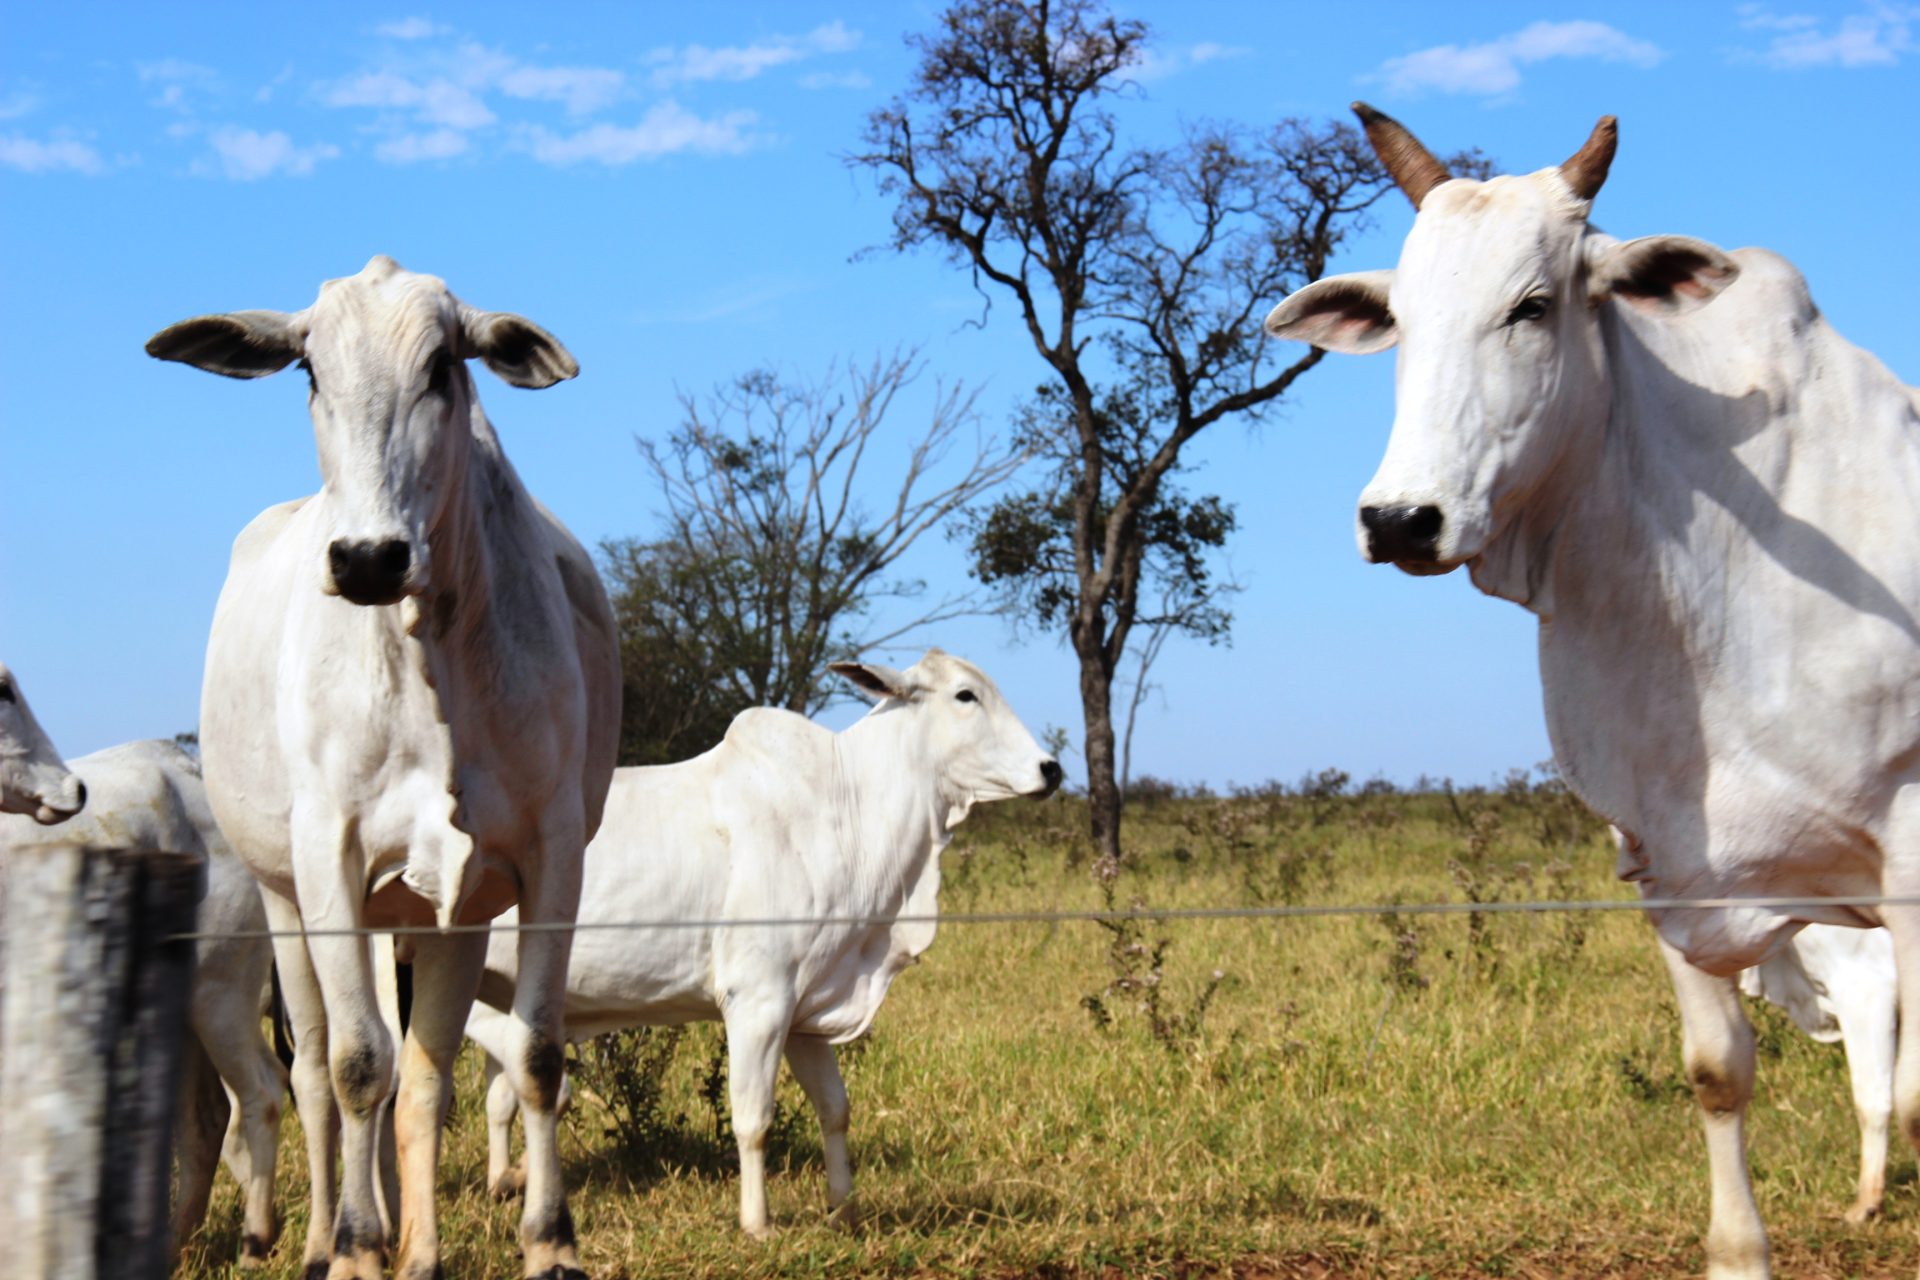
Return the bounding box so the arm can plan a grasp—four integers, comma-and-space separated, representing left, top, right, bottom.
784, 1035, 854, 1228
1657, 932, 1768, 1280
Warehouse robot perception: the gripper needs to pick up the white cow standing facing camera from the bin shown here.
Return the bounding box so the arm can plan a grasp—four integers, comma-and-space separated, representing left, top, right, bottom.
467, 649, 1062, 1238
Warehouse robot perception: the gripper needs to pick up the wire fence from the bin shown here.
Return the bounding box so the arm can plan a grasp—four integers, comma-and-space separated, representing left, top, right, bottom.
162, 891, 1908, 944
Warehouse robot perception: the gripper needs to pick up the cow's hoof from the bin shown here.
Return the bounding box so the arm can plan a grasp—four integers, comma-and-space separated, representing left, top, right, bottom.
1842, 1199, 1882, 1226
397, 1259, 445, 1280
303, 1262, 330, 1280
827, 1200, 860, 1233
742, 1221, 774, 1243
238, 1233, 274, 1268
490, 1168, 527, 1201
523, 1268, 588, 1280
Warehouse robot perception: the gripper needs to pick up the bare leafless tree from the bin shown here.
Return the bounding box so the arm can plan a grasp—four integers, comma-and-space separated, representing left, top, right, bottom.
605, 350, 1027, 763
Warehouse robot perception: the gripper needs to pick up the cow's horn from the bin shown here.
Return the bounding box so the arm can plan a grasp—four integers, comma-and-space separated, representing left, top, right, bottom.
1560, 115, 1618, 203
1351, 101, 1451, 210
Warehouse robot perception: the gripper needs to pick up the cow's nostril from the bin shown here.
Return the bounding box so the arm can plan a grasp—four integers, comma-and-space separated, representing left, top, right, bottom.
1405, 505, 1442, 542
328, 540, 352, 578
72, 779, 87, 810
377, 539, 411, 578
1040, 759, 1063, 789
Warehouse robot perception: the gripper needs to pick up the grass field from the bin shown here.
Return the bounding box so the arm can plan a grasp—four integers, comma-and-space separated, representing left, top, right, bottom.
177, 772, 1917, 1278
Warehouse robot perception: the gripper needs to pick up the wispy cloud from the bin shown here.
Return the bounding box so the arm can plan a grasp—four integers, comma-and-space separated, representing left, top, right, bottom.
0, 133, 106, 175
1130, 41, 1253, 81
519, 102, 761, 166
1735, 3, 1918, 67
798, 69, 873, 91
645, 21, 860, 88
325, 69, 497, 128
374, 127, 467, 164
197, 127, 339, 180
633, 275, 815, 324
0, 90, 41, 121
138, 58, 220, 112
496, 64, 625, 115
1371, 20, 1663, 98
377, 17, 447, 40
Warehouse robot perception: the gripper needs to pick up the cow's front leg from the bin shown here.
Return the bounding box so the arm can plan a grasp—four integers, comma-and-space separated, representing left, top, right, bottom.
290, 843, 393, 1280
261, 885, 341, 1280
784, 1035, 855, 1228
1657, 932, 1768, 1280
392, 929, 488, 1280
1877, 898, 1920, 1280
725, 999, 794, 1240
504, 836, 588, 1280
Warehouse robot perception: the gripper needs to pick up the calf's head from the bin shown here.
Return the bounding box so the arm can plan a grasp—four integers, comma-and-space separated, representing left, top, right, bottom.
0, 662, 86, 824
832, 649, 1062, 818
147, 256, 577, 605
1265, 106, 1739, 575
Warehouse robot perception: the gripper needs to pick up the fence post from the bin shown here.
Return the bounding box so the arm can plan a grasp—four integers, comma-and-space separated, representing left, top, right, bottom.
0, 843, 204, 1280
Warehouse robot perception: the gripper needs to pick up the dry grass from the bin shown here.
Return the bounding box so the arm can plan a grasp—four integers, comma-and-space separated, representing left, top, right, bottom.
176, 775, 1918, 1278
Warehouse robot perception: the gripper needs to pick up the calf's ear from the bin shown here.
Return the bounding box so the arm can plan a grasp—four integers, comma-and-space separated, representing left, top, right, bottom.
1264, 271, 1397, 354
145, 310, 305, 379
460, 307, 579, 389
829, 661, 921, 703
1589, 235, 1739, 315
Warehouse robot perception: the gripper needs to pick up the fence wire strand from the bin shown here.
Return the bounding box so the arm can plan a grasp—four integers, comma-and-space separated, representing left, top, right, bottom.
162, 892, 1915, 944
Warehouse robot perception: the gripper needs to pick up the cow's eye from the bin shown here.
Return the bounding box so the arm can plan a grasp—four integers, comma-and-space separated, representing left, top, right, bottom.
426, 352, 455, 397
1506, 295, 1551, 325
955, 690, 978, 704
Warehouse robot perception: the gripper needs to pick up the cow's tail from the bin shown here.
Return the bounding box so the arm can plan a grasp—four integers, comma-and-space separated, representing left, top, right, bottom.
269, 961, 295, 1072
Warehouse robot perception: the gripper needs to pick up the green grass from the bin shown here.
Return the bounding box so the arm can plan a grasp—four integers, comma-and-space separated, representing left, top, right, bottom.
177, 778, 1918, 1277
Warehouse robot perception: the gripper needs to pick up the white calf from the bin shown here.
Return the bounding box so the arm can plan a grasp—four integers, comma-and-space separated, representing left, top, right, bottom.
468, 649, 1061, 1237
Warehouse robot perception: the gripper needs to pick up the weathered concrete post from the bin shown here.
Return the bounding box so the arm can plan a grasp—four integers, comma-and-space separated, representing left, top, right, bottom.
0, 842, 203, 1280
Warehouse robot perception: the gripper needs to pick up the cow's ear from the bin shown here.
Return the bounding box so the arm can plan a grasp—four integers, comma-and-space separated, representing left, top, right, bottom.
145, 310, 305, 379
1589, 235, 1739, 315
1264, 271, 1397, 354
829, 661, 920, 703
460, 307, 578, 389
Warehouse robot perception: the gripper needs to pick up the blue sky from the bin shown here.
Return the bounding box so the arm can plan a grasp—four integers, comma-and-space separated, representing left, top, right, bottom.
3, 2, 1916, 790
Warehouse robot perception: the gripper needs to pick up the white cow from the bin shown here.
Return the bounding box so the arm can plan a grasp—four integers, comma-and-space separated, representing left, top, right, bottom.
0, 737, 286, 1267
0, 661, 85, 822
1740, 926, 1897, 1225
147, 256, 620, 1280
467, 650, 1061, 1238
1266, 106, 1920, 1278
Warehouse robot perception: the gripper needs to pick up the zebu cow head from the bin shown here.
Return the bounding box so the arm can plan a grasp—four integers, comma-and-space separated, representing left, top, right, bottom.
1266, 106, 1740, 578
146, 256, 577, 605
0, 661, 86, 824
832, 649, 1063, 814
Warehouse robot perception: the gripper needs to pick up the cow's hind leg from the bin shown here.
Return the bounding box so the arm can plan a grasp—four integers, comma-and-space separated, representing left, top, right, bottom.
506, 839, 589, 1280
1658, 933, 1769, 1280
262, 887, 340, 1280
1829, 956, 1895, 1224
1877, 898, 1920, 1279
784, 1035, 854, 1229
392, 929, 489, 1280
466, 1006, 526, 1198
169, 1035, 229, 1265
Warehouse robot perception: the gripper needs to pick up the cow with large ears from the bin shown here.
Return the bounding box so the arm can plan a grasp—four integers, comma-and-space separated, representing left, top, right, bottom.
148, 256, 620, 1280
1268, 108, 1920, 1279
0, 661, 85, 823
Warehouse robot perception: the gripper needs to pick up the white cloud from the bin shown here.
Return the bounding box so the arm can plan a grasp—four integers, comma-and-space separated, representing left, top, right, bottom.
1737, 4, 1918, 67
798, 69, 873, 90
1130, 41, 1253, 81
138, 58, 220, 112
377, 17, 447, 40
497, 65, 625, 115
647, 21, 860, 88
325, 70, 496, 128
521, 102, 760, 166
200, 127, 339, 180
1372, 20, 1663, 97
375, 127, 468, 163
0, 91, 40, 120
0, 134, 105, 175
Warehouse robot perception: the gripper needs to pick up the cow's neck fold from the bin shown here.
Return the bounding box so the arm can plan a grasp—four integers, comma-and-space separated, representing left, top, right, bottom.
833, 709, 953, 915
414, 398, 503, 652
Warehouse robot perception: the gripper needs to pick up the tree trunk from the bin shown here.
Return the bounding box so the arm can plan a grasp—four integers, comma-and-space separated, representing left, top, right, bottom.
1073, 624, 1123, 865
